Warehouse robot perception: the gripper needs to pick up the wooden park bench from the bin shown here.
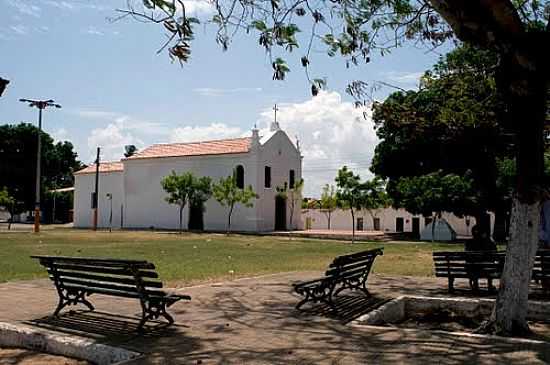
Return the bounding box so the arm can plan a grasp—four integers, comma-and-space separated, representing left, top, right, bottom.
532, 250, 550, 288
31, 255, 191, 331
433, 251, 505, 293
293, 248, 383, 311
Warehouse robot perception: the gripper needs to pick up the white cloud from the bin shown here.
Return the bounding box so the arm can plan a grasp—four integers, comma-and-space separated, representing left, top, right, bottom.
5, 0, 41, 17
171, 123, 243, 143
85, 26, 104, 36
51, 128, 69, 143
193, 87, 262, 97
88, 119, 144, 162
382, 71, 423, 88
42, 0, 75, 10
10, 25, 28, 35
85, 111, 168, 161
256, 91, 378, 197
182, 0, 214, 14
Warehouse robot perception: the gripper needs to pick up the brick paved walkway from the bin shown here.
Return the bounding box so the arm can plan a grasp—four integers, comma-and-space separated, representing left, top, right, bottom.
1, 273, 549, 364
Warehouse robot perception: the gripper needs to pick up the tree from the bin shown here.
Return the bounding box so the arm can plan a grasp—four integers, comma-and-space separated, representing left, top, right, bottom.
0, 77, 9, 97
335, 166, 363, 244
161, 171, 198, 233
0, 187, 15, 230
320, 184, 338, 230
392, 171, 478, 241
372, 45, 507, 240
213, 175, 256, 233
361, 177, 391, 227
187, 176, 213, 230
124, 145, 138, 158
0, 123, 83, 216
128, 0, 550, 335
276, 179, 304, 230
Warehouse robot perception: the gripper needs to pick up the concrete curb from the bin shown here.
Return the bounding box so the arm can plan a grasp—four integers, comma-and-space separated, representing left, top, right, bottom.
0, 322, 142, 365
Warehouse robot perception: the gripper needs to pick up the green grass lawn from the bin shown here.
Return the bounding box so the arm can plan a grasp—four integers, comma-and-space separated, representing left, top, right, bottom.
0, 229, 464, 285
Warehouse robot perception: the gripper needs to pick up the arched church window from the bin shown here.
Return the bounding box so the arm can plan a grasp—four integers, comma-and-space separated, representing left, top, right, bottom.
289, 169, 295, 189
235, 165, 245, 189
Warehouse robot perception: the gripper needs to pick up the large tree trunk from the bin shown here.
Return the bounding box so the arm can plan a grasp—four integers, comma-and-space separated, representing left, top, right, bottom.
351, 208, 355, 244
491, 46, 548, 335
492, 199, 540, 334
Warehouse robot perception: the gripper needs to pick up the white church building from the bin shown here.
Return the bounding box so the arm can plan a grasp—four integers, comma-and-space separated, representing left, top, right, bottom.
74, 123, 302, 232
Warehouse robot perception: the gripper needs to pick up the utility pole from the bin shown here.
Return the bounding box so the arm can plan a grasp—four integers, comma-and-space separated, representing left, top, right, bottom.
19, 99, 61, 233
93, 147, 100, 231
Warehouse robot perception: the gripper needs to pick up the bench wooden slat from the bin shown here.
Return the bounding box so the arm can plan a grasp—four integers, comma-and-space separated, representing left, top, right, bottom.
325, 259, 376, 276
31, 255, 153, 268
49, 270, 163, 288
49, 263, 159, 279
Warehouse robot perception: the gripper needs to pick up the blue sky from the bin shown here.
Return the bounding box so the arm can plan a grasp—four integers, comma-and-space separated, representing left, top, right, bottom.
0, 0, 453, 196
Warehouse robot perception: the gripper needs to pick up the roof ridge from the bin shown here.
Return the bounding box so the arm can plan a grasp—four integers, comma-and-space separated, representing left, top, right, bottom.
149, 136, 251, 147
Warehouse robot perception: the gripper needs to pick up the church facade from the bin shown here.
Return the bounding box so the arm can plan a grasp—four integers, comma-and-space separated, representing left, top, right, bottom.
74, 124, 303, 232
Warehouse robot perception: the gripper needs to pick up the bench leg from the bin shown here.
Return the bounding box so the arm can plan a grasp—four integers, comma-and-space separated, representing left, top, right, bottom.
138, 299, 174, 331
53, 289, 94, 317
295, 293, 310, 310
448, 278, 455, 293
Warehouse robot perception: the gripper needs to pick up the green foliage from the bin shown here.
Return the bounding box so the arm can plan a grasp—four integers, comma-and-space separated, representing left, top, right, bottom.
0, 187, 14, 207
161, 171, 212, 232
213, 175, 256, 232
391, 171, 478, 218
0, 123, 83, 213
320, 184, 338, 229
335, 166, 389, 241
371, 45, 509, 218
276, 178, 303, 230
320, 184, 338, 211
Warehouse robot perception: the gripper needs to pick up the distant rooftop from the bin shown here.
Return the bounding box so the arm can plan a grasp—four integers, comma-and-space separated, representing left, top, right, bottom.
74, 161, 124, 175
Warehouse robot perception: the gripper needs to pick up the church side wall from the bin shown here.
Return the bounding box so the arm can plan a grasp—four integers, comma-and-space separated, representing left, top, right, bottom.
122, 153, 260, 231
74, 171, 123, 228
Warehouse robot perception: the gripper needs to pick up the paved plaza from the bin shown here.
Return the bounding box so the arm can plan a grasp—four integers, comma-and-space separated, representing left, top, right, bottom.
1, 272, 550, 364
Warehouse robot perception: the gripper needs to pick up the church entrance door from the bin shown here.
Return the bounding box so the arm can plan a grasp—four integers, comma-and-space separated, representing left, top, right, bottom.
275, 196, 286, 231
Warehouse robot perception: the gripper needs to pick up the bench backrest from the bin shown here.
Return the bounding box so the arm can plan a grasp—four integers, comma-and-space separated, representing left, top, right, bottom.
31, 255, 165, 299
532, 250, 550, 280
433, 251, 505, 278
324, 248, 383, 280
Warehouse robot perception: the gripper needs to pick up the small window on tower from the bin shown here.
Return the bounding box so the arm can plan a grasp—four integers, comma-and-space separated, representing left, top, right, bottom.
265, 166, 271, 188
235, 165, 245, 189
289, 170, 295, 189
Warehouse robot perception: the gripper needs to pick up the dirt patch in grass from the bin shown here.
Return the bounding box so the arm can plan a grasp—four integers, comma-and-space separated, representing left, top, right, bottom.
0, 347, 89, 365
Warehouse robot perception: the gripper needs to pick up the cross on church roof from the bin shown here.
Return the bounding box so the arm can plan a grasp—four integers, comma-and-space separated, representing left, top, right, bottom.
270, 103, 281, 132
273, 104, 279, 124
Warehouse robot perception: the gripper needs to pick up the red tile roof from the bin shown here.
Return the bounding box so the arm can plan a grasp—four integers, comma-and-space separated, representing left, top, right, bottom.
74, 161, 124, 175
125, 137, 252, 160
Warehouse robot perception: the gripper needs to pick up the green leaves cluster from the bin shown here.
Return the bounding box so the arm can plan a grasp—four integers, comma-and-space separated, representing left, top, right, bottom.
0, 123, 83, 215
161, 171, 212, 232
213, 174, 256, 232
335, 166, 389, 242
391, 171, 477, 218
371, 45, 507, 219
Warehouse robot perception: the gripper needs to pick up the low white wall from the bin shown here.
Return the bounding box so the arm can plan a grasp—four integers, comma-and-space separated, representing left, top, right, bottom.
301, 208, 489, 236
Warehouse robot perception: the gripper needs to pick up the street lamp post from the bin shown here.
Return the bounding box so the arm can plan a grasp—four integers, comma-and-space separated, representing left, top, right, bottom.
19, 99, 61, 233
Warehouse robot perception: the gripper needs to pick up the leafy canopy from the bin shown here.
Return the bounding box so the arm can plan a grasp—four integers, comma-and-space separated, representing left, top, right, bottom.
213, 175, 256, 209
391, 170, 478, 217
